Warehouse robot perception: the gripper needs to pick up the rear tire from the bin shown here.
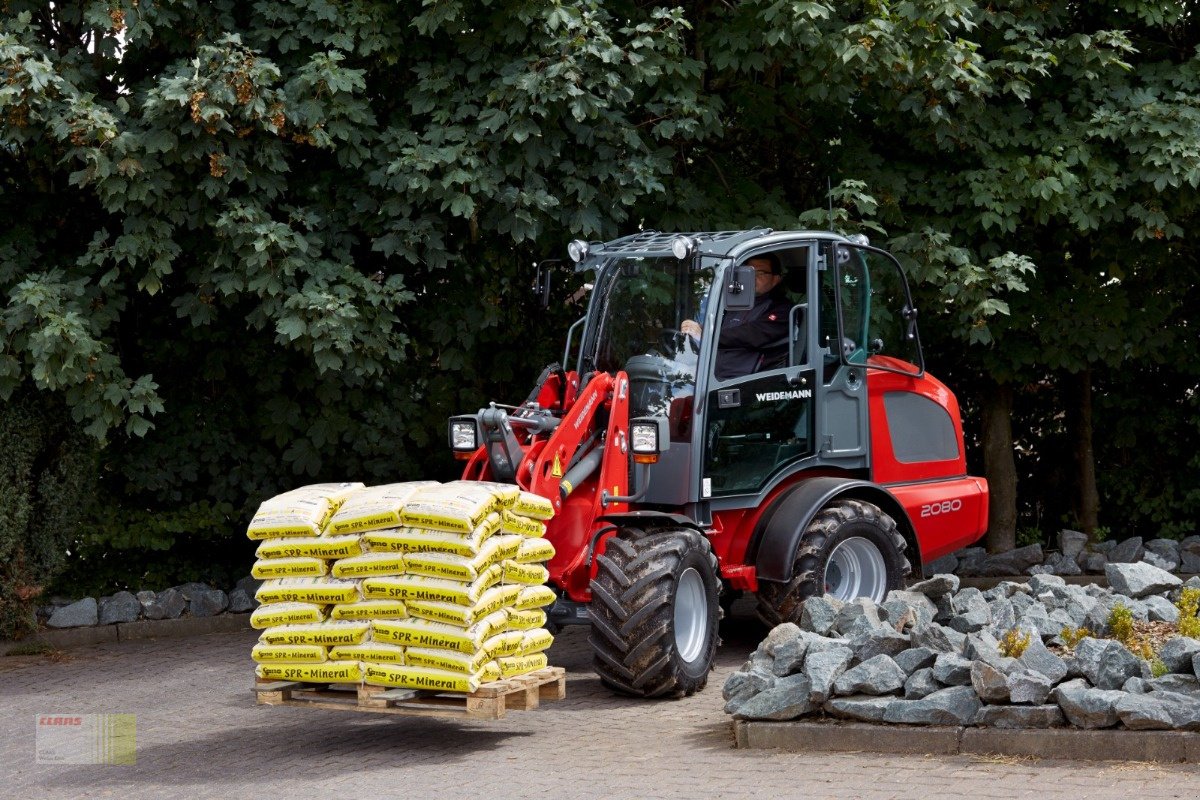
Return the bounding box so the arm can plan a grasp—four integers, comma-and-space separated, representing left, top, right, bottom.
589, 527, 720, 698
756, 499, 910, 627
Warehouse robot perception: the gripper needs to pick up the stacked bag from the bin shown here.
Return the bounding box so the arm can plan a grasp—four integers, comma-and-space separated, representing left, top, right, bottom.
248, 480, 557, 693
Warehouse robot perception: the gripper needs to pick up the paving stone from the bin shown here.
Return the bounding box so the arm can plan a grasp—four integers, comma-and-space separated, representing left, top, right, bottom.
973, 704, 1065, 729
893, 646, 937, 676
883, 686, 982, 726
1106, 562, 1182, 598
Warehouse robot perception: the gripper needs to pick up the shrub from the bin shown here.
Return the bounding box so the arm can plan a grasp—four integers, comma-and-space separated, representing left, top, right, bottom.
999, 627, 1033, 658
1177, 588, 1200, 639
1059, 626, 1092, 649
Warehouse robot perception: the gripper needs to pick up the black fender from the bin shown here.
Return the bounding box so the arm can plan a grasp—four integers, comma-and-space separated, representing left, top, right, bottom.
587, 511, 707, 568
752, 477, 921, 583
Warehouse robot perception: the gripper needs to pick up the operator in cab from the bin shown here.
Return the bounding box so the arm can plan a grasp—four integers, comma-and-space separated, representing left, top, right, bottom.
681, 253, 790, 380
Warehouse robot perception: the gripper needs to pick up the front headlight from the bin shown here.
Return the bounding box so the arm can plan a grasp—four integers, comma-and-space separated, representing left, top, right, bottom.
448, 418, 478, 451
567, 239, 590, 263
630, 422, 659, 454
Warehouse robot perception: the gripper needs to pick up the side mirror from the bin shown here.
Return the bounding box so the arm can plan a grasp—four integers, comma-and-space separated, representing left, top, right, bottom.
724, 265, 755, 311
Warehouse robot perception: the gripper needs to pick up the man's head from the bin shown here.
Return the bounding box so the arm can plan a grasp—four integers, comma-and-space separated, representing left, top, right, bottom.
745, 253, 783, 294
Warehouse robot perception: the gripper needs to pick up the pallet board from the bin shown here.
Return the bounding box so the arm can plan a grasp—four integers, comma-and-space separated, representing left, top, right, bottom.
254, 666, 566, 720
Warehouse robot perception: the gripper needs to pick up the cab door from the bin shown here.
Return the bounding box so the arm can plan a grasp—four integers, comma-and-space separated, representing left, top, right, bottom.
701, 245, 816, 499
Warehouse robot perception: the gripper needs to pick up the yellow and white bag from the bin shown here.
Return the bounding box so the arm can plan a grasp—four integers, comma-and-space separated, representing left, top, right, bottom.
258, 620, 370, 647
330, 552, 408, 578
250, 602, 326, 629
371, 612, 508, 654
501, 560, 550, 586
251, 644, 328, 663
506, 608, 548, 631
483, 630, 525, 659
500, 510, 546, 538
519, 628, 554, 656
361, 564, 502, 606
512, 585, 556, 611
361, 515, 500, 557
256, 660, 362, 684
362, 662, 493, 693
399, 484, 508, 533
405, 647, 492, 675
326, 481, 438, 534
514, 538, 556, 564
252, 557, 328, 579
255, 534, 363, 560
402, 538, 507, 582
246, 482, 364, 539
255, 577, 360, 605
406, 586, 520, 628
496, 652, 548, 678
328, 642, 407, 664
512, 491, 555, 520
330, 599, 408, 621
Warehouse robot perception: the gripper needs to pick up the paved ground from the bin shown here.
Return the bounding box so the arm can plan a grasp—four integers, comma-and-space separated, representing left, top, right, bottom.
5, 606, 1200, 799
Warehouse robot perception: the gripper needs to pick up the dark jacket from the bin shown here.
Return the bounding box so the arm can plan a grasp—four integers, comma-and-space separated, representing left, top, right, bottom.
715, 285, 791, 380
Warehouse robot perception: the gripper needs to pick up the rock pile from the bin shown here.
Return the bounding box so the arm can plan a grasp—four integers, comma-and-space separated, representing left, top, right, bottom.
724, 565, 1200, 730
927, 532, 1200, 578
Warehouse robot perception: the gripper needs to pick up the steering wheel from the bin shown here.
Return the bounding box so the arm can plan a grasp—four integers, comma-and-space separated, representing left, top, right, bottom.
658, 329, 700, 356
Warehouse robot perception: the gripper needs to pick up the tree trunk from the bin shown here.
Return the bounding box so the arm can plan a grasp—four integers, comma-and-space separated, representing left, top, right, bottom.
1065, 368, 1099, 537
981, 381, 1017, 553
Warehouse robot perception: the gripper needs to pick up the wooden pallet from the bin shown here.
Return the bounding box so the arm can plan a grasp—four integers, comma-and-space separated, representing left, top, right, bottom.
254, 666, 566, 720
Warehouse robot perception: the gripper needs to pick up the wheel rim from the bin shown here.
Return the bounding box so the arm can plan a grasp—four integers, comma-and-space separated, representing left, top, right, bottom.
674, 567, 708, 663
824, 537, 888, 602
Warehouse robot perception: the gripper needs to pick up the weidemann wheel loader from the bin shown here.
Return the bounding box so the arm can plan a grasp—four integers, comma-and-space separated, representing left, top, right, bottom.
447, 229, 988, 698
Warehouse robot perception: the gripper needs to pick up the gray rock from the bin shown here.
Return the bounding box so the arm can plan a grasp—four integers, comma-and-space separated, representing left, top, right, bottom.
1123, 676, 1150, 694
1072, 637, 1108, 685
1181, 550, 1200, 574
1063, 595, 1098, 628
904, 667, 942, 699
723, 666, 776, 713
47, 597, 98, 629
1043, 552, 1082, 576
1154, 691, 1200, 731
1108, 537, 1145, 564
1186, 576, 1200, 589
894, 647, 938, 676
955, 548, 989, 577
947, 588, 991, 633
879, 600, 915, 633
833, 598, 883, 636
1058, 529, 1089, 559
849, 628, 911, 663
1149, 674, 1200, 696
235, 575, 263, 597
932, 653, 974, 686
923, 554, 958, 576
175, 582, 214, 602
974, 704, 1065, 729
1028, 574, 1066, 594
971, 660, 1010, 703
135, 589, 156, 608
1094, 539, 1118, 555
1007, 670, 1054, 705
1052, 678, 1124, 729
883, 686, 982, 726
798, 630, 852, 655
803, 646, 854, 704
764, 622, 803, 656
227, 588, 256, 613
1144, 595, 1179, 624
799, 595, 842, 636
911, 623, 965, 654
1157, 637, 1200, 674
1115, 692, 1176, 730
732, 673, 815, 720
1146, 538, 1181, 569
1017, 636, 1069, 685
98, 591, 141, 625
1009, 592, 1034, 615
884, 590, 937, 629
833, 655, 907, 696
188, 588, 228, 618
1143, 551, 1177, 573
824, 694, 894, 723
1106, 562, 1182, 599
1015, 603, 1053, 639
907, 574, 959, 598
986, 598, 1016, 635
977, 544, 1044, 577
143, 588, 186, 620
1080, 552, 1108, 574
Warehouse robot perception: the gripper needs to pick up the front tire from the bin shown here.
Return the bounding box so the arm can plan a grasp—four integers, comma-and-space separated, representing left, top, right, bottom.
756, 499, 910, 627
589, 527, 720, 698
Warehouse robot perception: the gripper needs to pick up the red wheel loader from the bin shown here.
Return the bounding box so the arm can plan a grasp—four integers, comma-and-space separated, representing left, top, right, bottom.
447, 229, 988, 698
